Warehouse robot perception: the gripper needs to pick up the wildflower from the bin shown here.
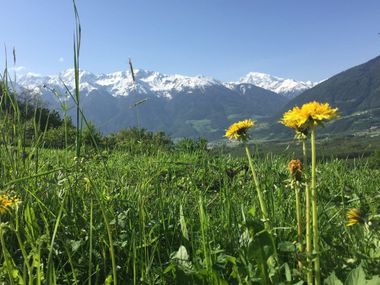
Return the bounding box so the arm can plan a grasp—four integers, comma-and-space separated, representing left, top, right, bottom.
288, 159, 303, 182
300, 101, 338, 127
280, 102, 338, 135
225, 119, 255, 142
280, 106, 309, 135
225, 120, 272, 236
280, 101, 338, 284
346, 208, 365, 227
0, 194, 20, 215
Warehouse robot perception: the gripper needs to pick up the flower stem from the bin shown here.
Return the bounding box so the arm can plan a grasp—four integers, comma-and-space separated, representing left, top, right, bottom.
303, 140, 313, 284
0, 222, 15, 285
311, 127, 320, 285
295, 184, 303, 270
244, 144, 269, 228
245, 144, 278, 272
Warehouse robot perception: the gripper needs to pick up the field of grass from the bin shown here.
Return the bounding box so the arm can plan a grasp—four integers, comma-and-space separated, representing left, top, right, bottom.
1, 139, 380, 284
1, 60, 380, 284
1, 2, 379, 283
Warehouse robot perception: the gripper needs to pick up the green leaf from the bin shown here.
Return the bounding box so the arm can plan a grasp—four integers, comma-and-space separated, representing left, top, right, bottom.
70, 240, 82, 252
284, 262, 291, 282
179, 204, 189, 240
104, 274, 112, 285
344, 264, 366, 285
278, 241, 296, 253
365, 276, 380, 285
172, 245, 192, 271
324, 271, 343, 285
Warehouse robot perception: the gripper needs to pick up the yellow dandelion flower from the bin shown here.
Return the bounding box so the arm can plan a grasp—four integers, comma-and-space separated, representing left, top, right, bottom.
300, 101, 338, 126
346, 208, 365, 227
288, 159, 303, 181
280, 101, 338, 133
279, 106, 309, 134
0, 194, 19, 215
225, 119, 255, 142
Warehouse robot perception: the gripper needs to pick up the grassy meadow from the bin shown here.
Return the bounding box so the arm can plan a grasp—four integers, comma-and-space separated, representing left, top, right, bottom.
1, 104, 380, 284
1, 3, 380, 284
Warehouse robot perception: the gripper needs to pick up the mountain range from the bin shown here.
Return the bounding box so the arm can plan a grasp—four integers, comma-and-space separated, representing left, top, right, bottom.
16, 69, 312, 139
15, 55, 380, 140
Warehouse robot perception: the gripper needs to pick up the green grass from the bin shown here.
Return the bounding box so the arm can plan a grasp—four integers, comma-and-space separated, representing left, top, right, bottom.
1, 58, 380, 282
1, 141, 380, 283
1, 1, 379, 283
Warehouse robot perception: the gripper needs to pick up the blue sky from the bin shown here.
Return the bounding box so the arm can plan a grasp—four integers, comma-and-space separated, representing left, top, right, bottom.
1, 0, 379, 82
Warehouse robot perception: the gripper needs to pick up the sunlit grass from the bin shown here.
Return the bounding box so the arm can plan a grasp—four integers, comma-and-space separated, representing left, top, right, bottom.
0, 2, 379, 284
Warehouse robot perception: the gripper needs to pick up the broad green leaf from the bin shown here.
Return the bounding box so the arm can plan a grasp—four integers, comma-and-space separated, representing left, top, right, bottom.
172, 245, 192, 270
324, 271, 343, 285
344, 264, 366, 285
365, 276, 380, 285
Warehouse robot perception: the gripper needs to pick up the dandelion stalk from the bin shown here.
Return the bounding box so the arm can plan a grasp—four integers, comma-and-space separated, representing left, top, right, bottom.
311, 127, 320, 285
288, 159, 303, 269
303, 140, 313, 284
280, 101, 338, 284
225, 119, 270, 227
0, 221, 15, 285
245, 143, 279, 272
245, 145, 269, 228
225, 119, 279, 271
295, 185, 302, 265
288, 159, 304, 270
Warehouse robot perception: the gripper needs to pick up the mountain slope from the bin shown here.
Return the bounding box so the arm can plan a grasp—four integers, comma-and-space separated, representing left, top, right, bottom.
259, 55, 380, 138
283, 56, 380, 113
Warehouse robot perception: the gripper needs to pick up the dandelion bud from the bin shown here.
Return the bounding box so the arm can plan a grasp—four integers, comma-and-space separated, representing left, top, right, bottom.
288, 159, 303, 181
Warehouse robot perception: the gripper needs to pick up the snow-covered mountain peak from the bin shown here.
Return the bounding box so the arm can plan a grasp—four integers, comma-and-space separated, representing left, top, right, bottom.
57, 69, 97, 84
17, 68, 319, 101
16, 68, 226, 99
238, 72, 318, 97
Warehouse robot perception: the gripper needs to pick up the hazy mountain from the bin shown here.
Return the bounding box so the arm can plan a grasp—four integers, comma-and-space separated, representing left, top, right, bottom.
17, 69, 289, 140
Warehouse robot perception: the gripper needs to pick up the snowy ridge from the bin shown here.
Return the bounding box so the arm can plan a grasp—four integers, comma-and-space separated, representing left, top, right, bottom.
17, 69, 320, 100
238, 72, 318, 97
18, 69, 223, 99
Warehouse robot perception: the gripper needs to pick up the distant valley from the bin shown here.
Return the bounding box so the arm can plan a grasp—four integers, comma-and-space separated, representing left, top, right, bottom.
15, 55, 380, 141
